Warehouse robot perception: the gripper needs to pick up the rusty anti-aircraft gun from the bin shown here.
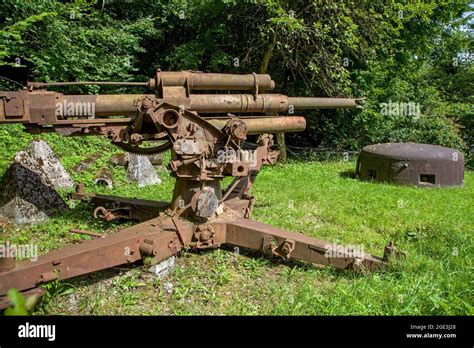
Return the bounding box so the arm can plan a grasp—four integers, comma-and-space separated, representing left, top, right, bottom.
0, 71, 401, 303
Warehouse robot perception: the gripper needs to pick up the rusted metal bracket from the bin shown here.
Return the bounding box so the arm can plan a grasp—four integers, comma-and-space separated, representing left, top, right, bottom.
383, 240, 406, 262
222, 218, 386, 272
73, 184, 169, 222
0, 216, 180, 298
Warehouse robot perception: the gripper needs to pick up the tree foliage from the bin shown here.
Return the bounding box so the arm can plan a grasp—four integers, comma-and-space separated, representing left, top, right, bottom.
0, 0, 472, 163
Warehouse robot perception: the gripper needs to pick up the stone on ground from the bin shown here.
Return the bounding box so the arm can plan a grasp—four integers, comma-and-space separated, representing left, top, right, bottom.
109, 153, 128, 167
126, 154, 161, 187
0, 140, 73, 225
73, 151, 102, 173
147, 256, 176, 279
110, 153, 163, 167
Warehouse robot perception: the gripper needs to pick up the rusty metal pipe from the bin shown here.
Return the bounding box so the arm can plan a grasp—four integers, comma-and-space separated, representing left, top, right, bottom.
208, 116, 306, 134
28, 81, 148, 89
59, 94, 290, 116
188, 94, 288, 113
29, 72, 276, 91
0, 91, 362, 124
152, 71, 275, 91
69, 229, 106, 239
288, 97, 364, 109
70, 94, 362, 116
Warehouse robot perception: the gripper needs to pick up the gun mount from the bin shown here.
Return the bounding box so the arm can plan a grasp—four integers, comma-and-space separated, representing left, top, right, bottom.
0, 71, 399, 303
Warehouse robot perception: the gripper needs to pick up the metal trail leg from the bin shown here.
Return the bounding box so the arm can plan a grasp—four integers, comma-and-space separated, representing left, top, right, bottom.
0, 215, 392, 308
219, 218, 386, 271
0, 216, 181, 297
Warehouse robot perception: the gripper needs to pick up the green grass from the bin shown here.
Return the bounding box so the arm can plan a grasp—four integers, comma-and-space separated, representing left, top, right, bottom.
1, 126, 473, 315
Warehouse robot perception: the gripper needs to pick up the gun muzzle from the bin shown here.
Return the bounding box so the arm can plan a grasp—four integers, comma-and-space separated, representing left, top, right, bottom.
288, 97, 364, 109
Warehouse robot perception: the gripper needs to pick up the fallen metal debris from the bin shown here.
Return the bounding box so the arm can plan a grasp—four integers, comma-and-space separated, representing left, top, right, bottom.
93, 167, 113, 189
69, 228, 106, 239
73, 151, 102, 173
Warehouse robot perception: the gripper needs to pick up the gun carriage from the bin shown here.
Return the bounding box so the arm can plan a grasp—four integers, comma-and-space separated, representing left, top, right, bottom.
0, 71, 399, 303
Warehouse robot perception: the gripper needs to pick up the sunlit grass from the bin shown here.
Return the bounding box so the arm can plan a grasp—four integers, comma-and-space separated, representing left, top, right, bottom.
1, 130, 473, 315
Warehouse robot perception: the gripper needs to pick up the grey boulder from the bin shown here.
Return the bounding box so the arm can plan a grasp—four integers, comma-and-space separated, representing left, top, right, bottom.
0, 140, 73, 225
126, 154, 161, 187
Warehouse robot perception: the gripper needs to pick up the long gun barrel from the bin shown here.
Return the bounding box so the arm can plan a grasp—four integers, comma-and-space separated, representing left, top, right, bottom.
0, 71, 362, 136
8, 93, 360, 117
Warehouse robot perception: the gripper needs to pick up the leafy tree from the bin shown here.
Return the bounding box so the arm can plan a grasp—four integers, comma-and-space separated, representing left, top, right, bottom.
0, 0, 471, 163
